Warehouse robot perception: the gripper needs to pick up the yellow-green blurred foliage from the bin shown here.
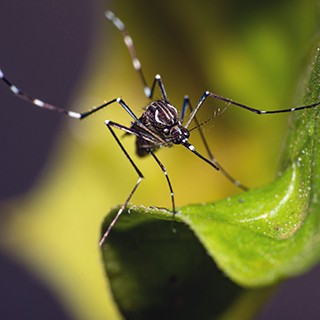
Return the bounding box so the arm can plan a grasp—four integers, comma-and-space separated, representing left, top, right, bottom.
1, 0, 320, 318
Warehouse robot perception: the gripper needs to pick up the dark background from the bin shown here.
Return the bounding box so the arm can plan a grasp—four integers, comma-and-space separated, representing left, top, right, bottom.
0, 1, 99, 319
0, 1, 319, 319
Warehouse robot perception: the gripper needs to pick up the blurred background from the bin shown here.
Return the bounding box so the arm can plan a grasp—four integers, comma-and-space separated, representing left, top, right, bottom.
0, 0, 320, 319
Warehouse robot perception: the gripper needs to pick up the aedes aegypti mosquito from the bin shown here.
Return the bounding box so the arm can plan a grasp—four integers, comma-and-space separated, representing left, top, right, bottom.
1, 11, 320, 246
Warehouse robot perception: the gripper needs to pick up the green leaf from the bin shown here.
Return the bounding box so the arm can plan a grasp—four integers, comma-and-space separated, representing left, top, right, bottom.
101, 206, 274, 319
101, 46, 320, 317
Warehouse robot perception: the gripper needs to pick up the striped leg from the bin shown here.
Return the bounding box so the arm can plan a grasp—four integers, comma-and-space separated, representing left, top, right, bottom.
185, 90, 320, 128
99, 119, 176, 245
105, 11, 169, 102
149, 151, 176, 213
0, 69, 145, 123
0, 68, 81, 118
181, 96, 248, 191
99, 120, 144, 246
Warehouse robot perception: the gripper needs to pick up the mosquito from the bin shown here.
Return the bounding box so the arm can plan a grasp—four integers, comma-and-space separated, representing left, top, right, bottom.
1, 10, 319, 246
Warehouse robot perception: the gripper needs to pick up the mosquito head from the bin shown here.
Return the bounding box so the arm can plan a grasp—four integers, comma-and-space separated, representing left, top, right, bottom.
170, 125, 190, 144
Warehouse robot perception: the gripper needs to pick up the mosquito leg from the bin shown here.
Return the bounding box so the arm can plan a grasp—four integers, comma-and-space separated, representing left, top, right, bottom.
99, 174, 143, 246
105, 10, 151, 98
1, 11, 168, 121
180, 95, 213, 158
183, 141, 249, 191
104, 118, 176, 212
105, 11, 169, 102
182, 139, 248, 191
180, 95, 189, 123
148, 74, 169, 101
149, 151, 176, 214
79, 97, 140, 121
184, 91, 211, 128
186, 90, 320, 128
0, 68, 82, 118
182, 96, 248, 191
208, 91, 320, 114
0, 69, 145, 124
99, 120, 145, 246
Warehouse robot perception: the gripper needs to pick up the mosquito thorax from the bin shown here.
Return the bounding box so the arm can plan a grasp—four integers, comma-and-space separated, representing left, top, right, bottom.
145, 100, 179, 127
140, 99, 189, 143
